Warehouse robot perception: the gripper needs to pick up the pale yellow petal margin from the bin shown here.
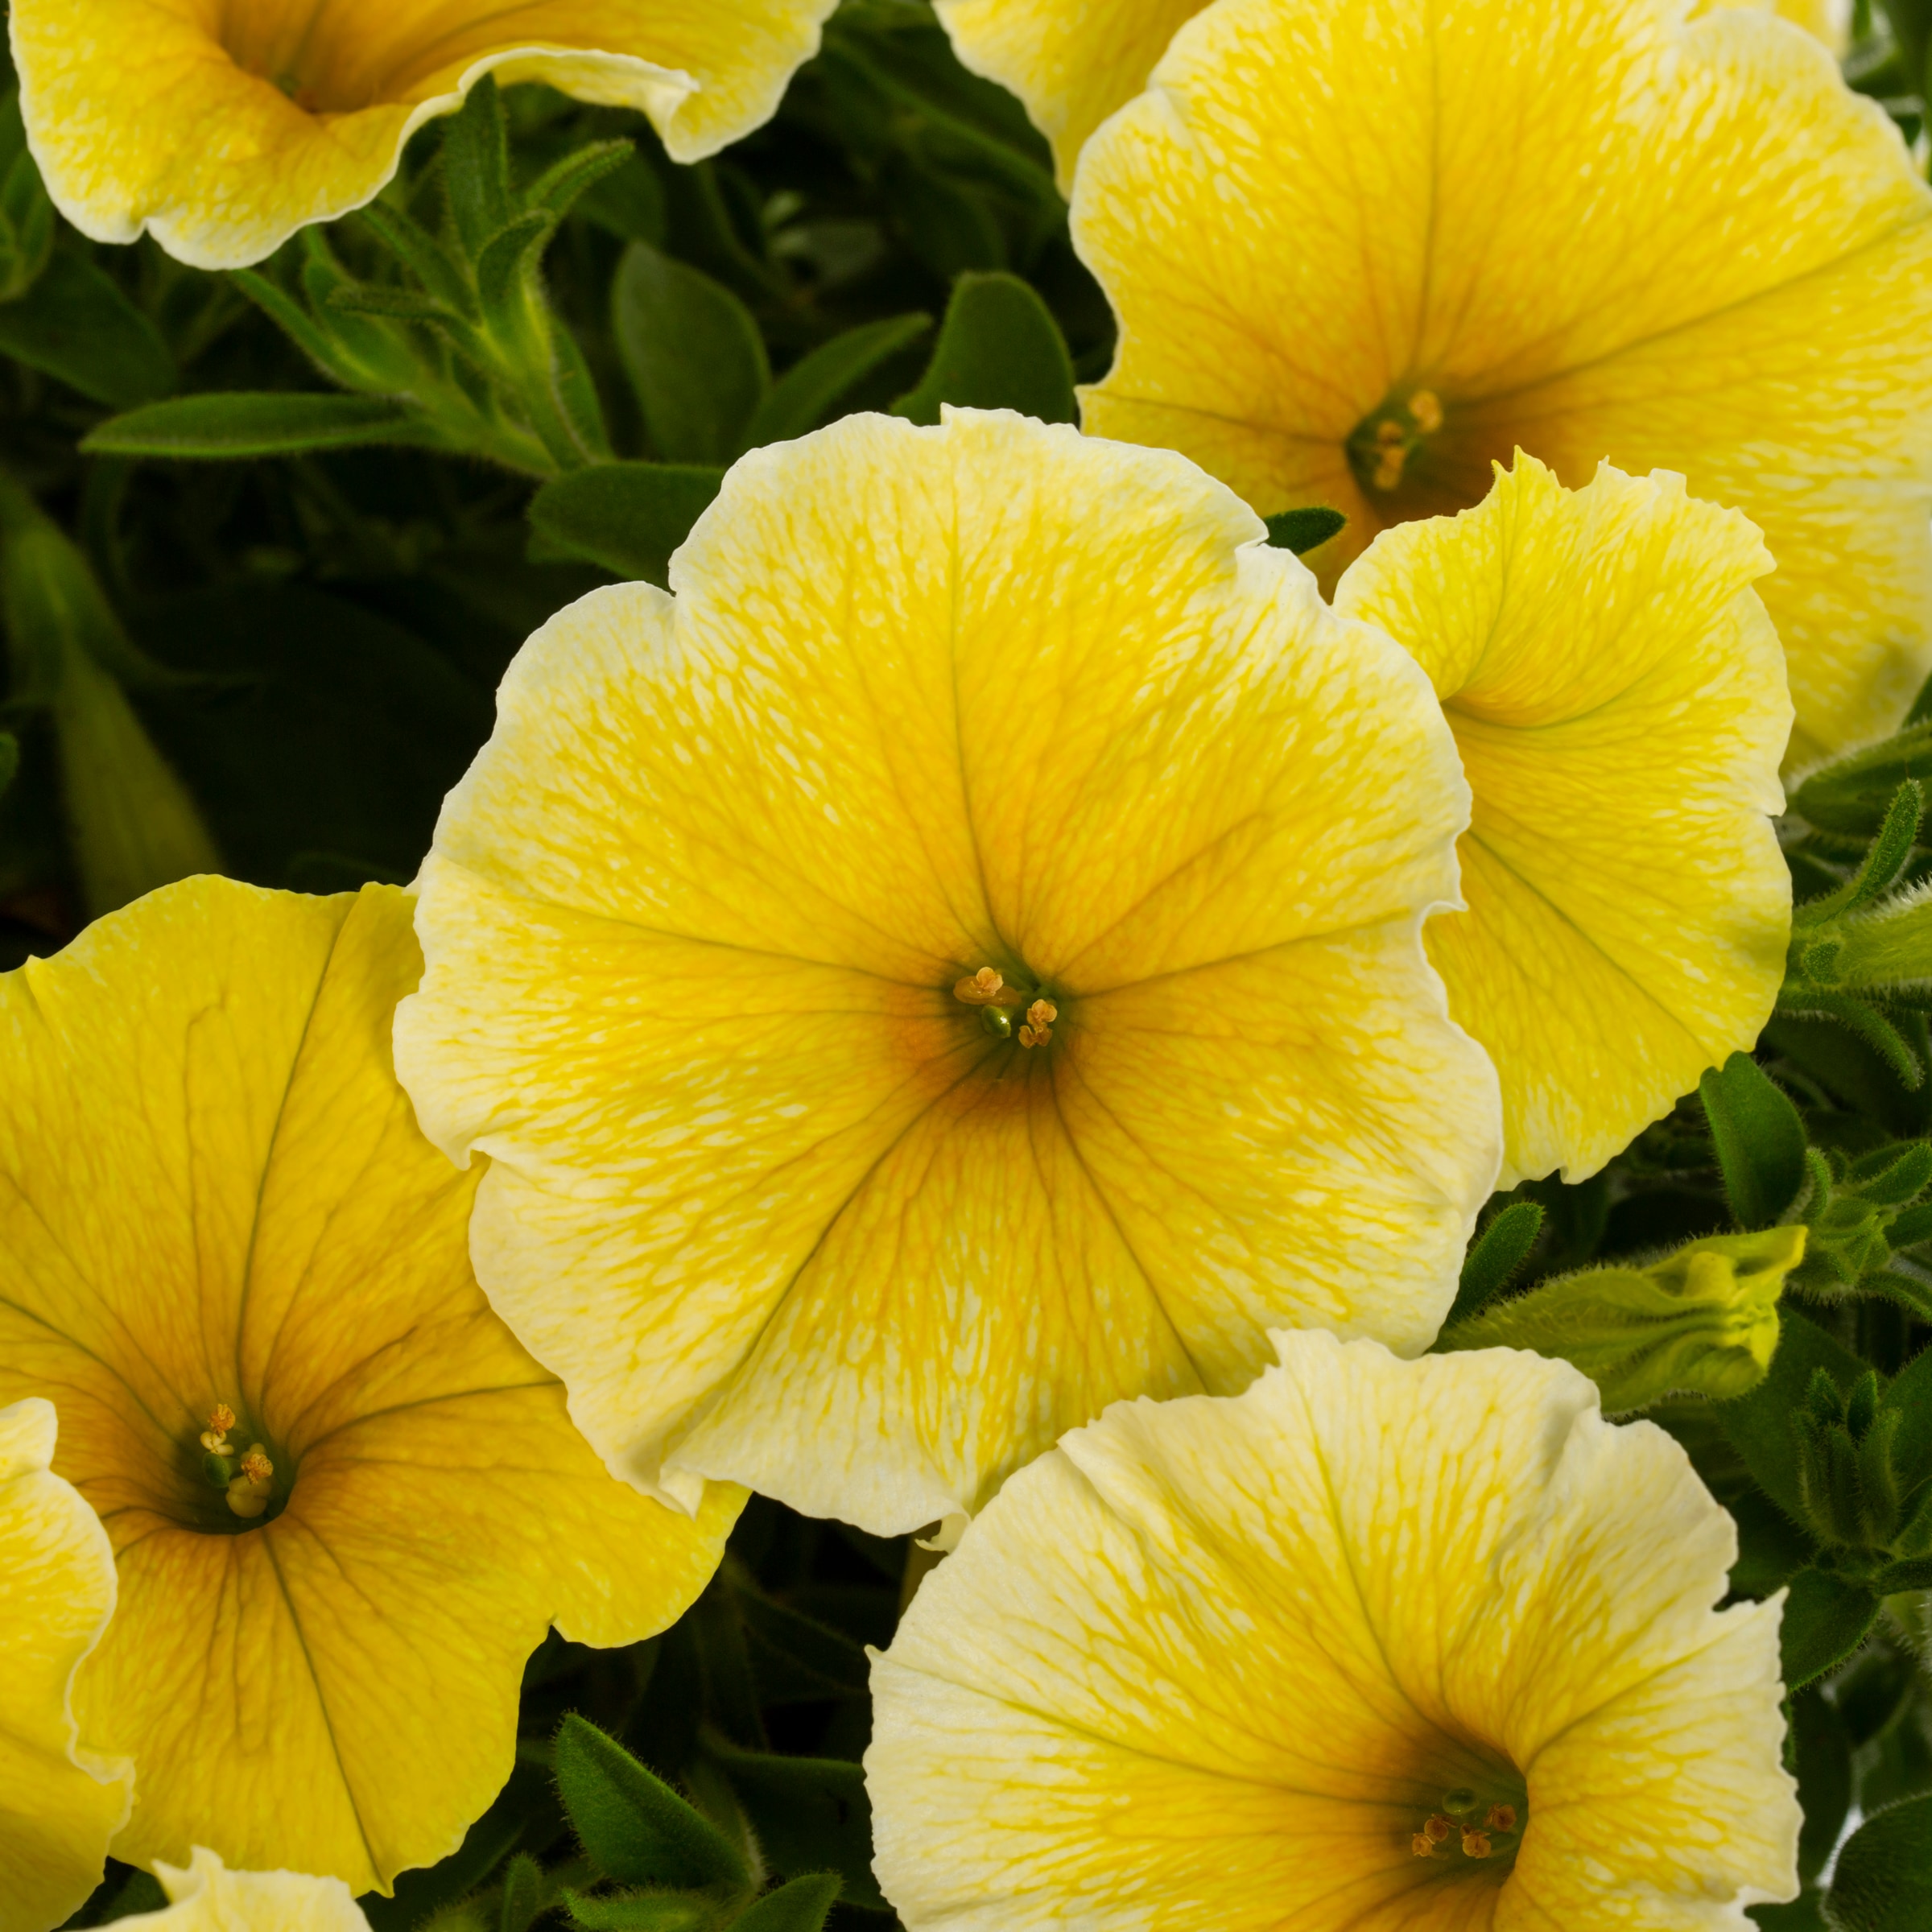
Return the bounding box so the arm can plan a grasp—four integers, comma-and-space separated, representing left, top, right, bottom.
936, 0, 1208, 190
11, 0, 837, 270
396, 408, 1501, 1537
0, 879, 737, 1895
1335, 457, 1792, 1185
0, 1398, 131, 1932
120, 1847, 368, 1931
869, 1331, 1799, 1932
1074, 0, 1932, 766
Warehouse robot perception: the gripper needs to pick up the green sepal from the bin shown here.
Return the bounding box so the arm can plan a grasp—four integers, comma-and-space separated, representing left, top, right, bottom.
1825, 1790, 1932, 1930
82, 394, 439, 460
1441, 1200, 1544, 1329
564, 1892, 721, 1932
613, 243, 770, 464
890, 270, 1077, 427
1699, 1052, 1808, 1228
498, 1854, 544, 1932
1722, 1306, 1868, 1523
526, 463, 725, 588
526, 140, 638, 222
1779, 1567, 1880, 1693
1790, 719, 1932, 836
0, 249, 175, 407
1262, 506, 1348, 555
553, 1714, 749, 1892
706, 1738, 884, 1911
474, 209, 559, 323
1435, 1226, 1802, 1410
745, 314, 932, 449
353, 200, 477, 318
442, 76, 515, 260
729, 1876, 840, 1932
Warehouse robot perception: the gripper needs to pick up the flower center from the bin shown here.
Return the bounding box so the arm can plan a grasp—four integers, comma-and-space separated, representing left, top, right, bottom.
952, 966, 1059, 1048
218, 6, 371, 115
1346, 387, 1446, 498
194, 1401, 282, 1529
1409, 1783, 1527, 1876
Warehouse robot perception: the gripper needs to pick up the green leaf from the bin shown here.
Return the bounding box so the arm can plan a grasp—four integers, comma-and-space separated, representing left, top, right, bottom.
890, 271, 1076, 427
1791, 1687, 1854, 1885
1780, 1568, 1880, 1693
360, 1760, 559, 1932
0, 248, 174, 407
564, 1892, 720, 1932
1722, 1307, 1869, 1521
708, 1741, 884, 1911
526, 463, 724, 588
737, 1588, 871, 1703
475, 208, 559, 319
1700, 1053, 1809, 1228
0, 731, 17, 799
555, 1714, 749, 1891
499, 1853, 544, 1932
613, 243, 770, 464
82, 393, 435, 460
1441, 1200, 1544, 1329
1263, 507, 1348, 555
528, 140, 638, 222
729, 1876, 841, 1932
745, 315, 932, 449
1790, 720, 1932, 836
1827, 1792, 1932, 1930
443, 76, 514, 258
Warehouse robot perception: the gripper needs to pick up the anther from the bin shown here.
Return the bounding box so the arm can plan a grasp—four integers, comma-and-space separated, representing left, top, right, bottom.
1018, 998, 1057, 1049
954, 967, 1005, 1005
1423, 1814, 1453, 1844
1460, 1828, 1493, 1860
1485, 1804, 1516, 1834
238, 1447, 273, 1488
206, 1403, 236, 1436
1411, 1832, 1436, 1858
1410, 389, 1443, 434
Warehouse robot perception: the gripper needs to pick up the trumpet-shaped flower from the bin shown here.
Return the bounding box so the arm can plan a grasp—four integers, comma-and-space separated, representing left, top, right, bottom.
10, 0, 837, 269
0, 1398, 130, 1932
395, 407, 1501, 1537
1074, 0, 1932, 766
938, 0, 1844, 192
868, 1329, 1800, 1930
122, 1849, 369, 1932
1335, 456, 1791, 1183
0, 877, 737, 1896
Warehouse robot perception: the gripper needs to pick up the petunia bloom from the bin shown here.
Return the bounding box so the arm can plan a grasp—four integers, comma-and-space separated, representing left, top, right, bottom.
1074, 0, 1932, 766
1334, 456, 1792, 1184
0, 877, 738, 1896
122, 1849, 369, 1932
938, 0, 1844, 193
0, 1397, 130, 1932
868, 1329, 1801, 1930
10, 0, 838, 270
395, 407, 1502, 1538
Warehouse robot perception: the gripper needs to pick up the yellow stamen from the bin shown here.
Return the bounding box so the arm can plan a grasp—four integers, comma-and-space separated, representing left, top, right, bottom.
1410, 388, 1443, 434
238, 1447, 273, 1489
954, 966, 1004, 1004
1460, 1828, 1492, 1860
198, 1430, 234, 1455
1018, 999, 1058, 1049
1411, 1831, 1436, 1857
1373, 451, 1406, 491
1374, 419, 1404, 448
206, 1403, 235, 1436
1423, 1814, 1453, 1844
1485, 1804, 1516, 1833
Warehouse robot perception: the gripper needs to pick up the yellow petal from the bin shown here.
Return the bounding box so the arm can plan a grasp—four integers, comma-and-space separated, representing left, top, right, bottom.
0, 877, 737, 1896
869, 1330, 1799, 1930
1698, 0, 1848, 53
11, 0, 837, 269
0, 1397, 130, 1932
1075, 0, 1932, 764
396, 408, 1501, 1535
936, 0, 1209, 190
1335, 456, 1792, 1183
122, 1847, 369, 1930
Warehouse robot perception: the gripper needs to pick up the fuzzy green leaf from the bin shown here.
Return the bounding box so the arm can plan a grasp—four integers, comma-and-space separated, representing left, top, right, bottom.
1781, 1568, 1880, 1692
555, 1715, 748, 1892
526, 462, 724, 587
745, 314, 931, 449
0, 249, 174, 407
1442, 1200, 1545, 1329
708, 1742, 883, 1912
890, 270, 1076, 427
1827, 1791, 1932, 1929
730, 1876, 840, 1932
1263, 506, 1348, 555
83, 393, 435, 460
1699, 1052, 1808, 1228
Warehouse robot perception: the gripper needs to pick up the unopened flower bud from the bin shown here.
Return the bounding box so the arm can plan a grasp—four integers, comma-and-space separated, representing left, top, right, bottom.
1435, 1225, 1805, 1411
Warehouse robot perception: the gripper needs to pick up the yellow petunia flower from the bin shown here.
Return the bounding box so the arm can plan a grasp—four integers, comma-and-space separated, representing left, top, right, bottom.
0, 877, 738, 1897
1335, 456, 1792, 1183
1074, 0, 1932, 766
395, 407, 1503, 1537
868, 1329, 1800, 1930
122, 1848, 369, 1932
0, 1397, 131, 1932
938, 0, 1845, 193
10, 0, 837, 270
